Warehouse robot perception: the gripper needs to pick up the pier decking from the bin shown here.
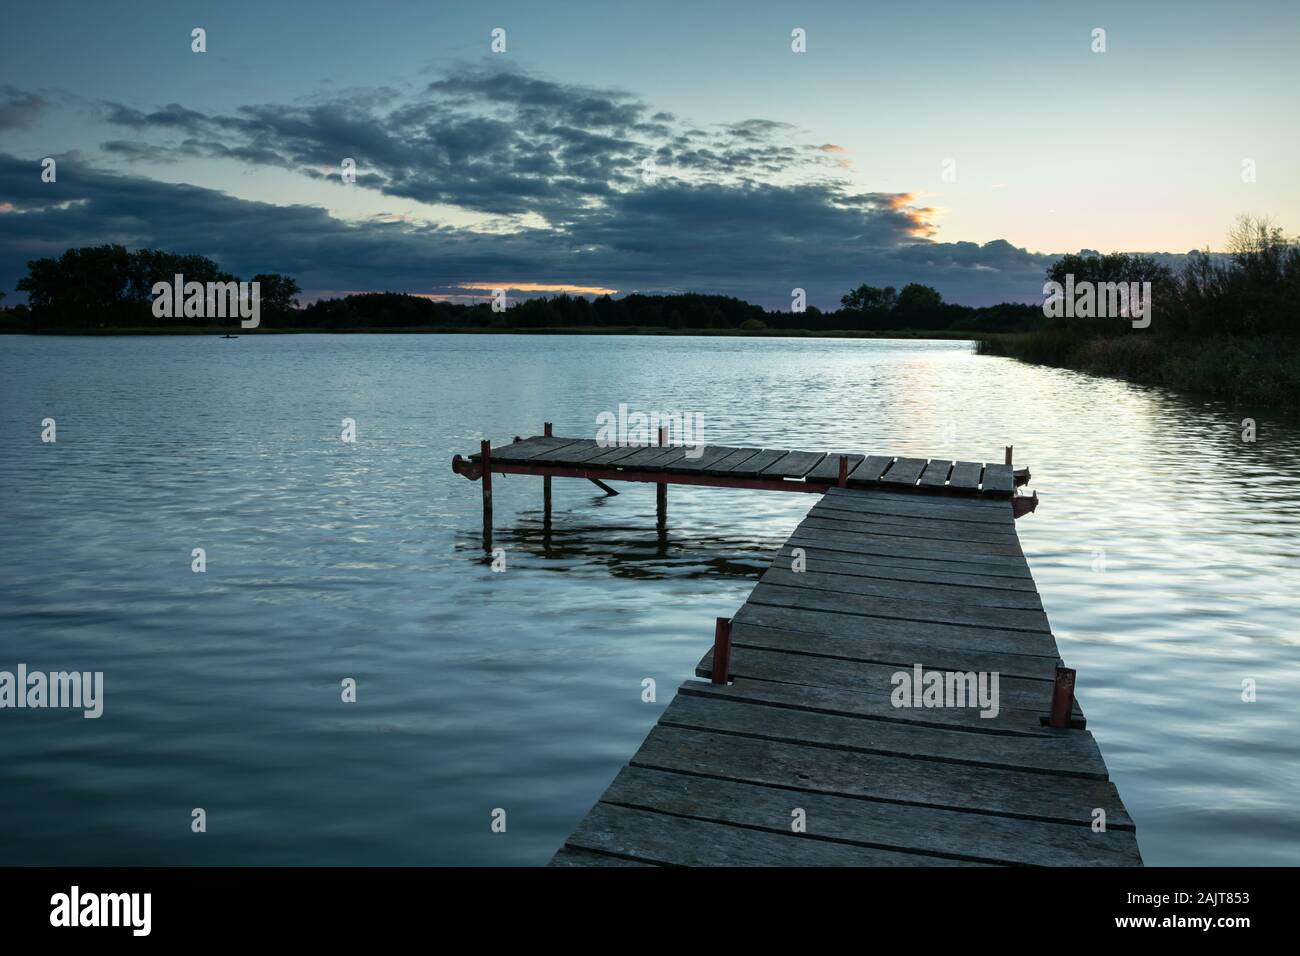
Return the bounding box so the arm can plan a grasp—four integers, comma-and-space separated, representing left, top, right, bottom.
453, 432, 1139, 866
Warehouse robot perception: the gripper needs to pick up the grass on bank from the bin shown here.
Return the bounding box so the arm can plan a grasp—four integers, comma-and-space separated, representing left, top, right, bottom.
978, 330, 1300, 406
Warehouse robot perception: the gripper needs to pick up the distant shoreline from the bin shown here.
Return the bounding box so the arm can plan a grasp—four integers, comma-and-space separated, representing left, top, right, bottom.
0, 325, 986, 340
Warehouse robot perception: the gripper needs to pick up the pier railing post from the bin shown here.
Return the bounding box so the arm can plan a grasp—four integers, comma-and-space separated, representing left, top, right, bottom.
480, 438, 493, 549
1005, 445, 1014, 466
711, 617, 732, 684
837, 454, 849, 488
543, 421, 553, 518
656, 425, 668, 531
1048, 665, 1076, 728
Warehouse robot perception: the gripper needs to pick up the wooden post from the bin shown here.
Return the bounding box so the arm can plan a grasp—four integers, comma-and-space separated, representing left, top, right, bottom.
656, 425, 667, 530
543, 422, 553, 517
480, 439, 493, 549
1048, 666, 1076, 728
1005, 445, 1014, 466
711, 617, 732, 684
837, 454, 849, 488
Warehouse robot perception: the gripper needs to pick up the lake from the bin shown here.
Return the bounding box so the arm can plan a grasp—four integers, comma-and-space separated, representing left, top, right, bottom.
1, 333, 1298, 865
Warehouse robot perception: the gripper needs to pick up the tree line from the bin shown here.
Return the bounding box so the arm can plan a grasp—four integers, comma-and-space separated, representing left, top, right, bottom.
3, 245, 1047, 334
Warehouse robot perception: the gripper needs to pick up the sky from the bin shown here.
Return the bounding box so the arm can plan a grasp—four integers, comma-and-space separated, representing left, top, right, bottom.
1, 0, 1297, 308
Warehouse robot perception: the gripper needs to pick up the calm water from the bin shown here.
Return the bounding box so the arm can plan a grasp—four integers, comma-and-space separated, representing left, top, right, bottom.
1, 334, 1298, 866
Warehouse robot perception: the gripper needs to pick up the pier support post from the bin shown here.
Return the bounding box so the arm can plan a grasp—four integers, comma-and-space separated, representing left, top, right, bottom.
656, 425, 668, 531
480, 439, 493, 550
711, 617, 732, 684
837, 454, 849, 488
1048, 665, 1076, 728
543, 422, 553, 518
1005, 445, 1014, 466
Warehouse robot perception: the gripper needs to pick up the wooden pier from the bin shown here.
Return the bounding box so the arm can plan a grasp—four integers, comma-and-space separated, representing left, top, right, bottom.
453, 432, 1139, 866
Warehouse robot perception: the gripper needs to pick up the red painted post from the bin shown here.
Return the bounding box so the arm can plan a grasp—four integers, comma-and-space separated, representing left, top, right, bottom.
837, 454, 849, 488
1049, 666, 1076, 728
480, 439, 493, 515
656, 425, 668, 529
711, 617, 732, 684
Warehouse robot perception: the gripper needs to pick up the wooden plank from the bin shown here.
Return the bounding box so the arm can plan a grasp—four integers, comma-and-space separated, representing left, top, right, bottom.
702, 447, 762, 474
660, 445, 742, 472
728, 609, 1061, 676
774, 545, 1041, 592
802, 510, 1020, 546
785, 532, 1033, 579
845, 454, 895, 486
749, 581, 1052, 633
548, 847, 659, 866
981, 463, 1016, 496
566, 801, 983, 866
761, 450, 827, 478
818, 491, 1014, 526
581, 443, 648, 467
470, 435, 558, 461
600, 766, 1141, 866
723, 448, 788, 476
879, 457, 929, 487
948, 461, 984, 492
631, 726, 1129, 827
682, 672, 1060, 736
787, 529, 1026, 570
824, 484, 1010, 516
527, 439, 604, 464
918, 460, 953, 488
614, 444, 685, 469
660, 692, 1108, 777
699, 644, 1073, 717
760, 566, 1044, 610
804, 453, 865, 482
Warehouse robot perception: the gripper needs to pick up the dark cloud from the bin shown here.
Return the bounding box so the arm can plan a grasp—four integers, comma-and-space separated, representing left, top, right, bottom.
0, 68, 1163, 307
0, 86, 48, 131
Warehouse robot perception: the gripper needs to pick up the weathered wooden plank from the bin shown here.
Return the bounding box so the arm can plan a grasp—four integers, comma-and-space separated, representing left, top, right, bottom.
528, 439, 604, 464
948, 461, 984, 492
698, 644, 1074, 716
811, 495, 1015, 529
845, 455, 895, 486
581, 443, 648, 467
471, 435, 563, 462
785, 533, 1033, 580
614, 444, 685, 468
601, 766, 1141, 866
724, 448, 788, 476
548, 846, 659, 866
750, 581, 1052, 633
660, 692, 1108, 777
787, 526, 1026, 565
802, 509, 1021, 545
880, 457, 929, 487
761, 450, 827, 478
631, 726, 1129, 827
559, 441, 642, 464
773, 545, 1041, 591
792, 520, 1025, 558
824, 484, 1010, 516
702, 447, 762, 474
566, 801, 976, 866
804, 453, 865, 481
981, 463, 1016, 496
661, 445, 742, 472
729, 610, 1061, 675
681, 673, 1060, 736
760, 566, 1044, 610
918, 460, 954, 488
